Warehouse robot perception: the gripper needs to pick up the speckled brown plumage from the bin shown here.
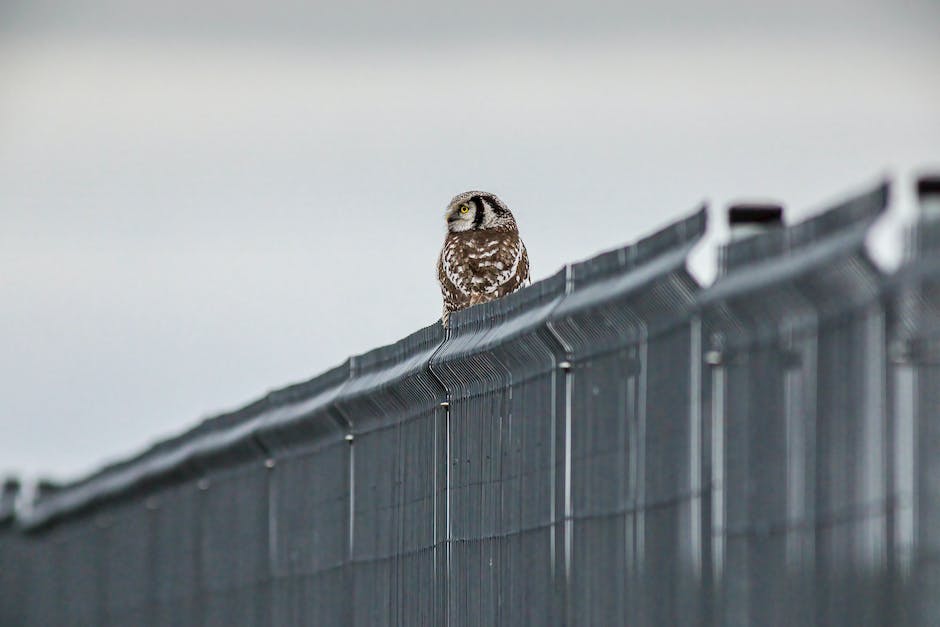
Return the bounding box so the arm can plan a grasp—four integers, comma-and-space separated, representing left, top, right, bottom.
437, 191, 530, 326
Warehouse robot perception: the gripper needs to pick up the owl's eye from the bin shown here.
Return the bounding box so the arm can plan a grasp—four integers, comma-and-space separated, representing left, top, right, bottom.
459, 205, 470, 214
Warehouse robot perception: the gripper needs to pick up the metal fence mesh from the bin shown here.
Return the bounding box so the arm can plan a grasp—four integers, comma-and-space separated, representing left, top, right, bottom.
2, 181, 938, 626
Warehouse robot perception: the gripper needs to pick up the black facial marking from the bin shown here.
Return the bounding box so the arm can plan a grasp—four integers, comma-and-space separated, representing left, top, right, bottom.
482, 193, 506, 215
472, 196, 485, 228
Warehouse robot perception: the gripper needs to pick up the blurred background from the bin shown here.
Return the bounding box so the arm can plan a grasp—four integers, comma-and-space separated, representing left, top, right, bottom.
1, 0, 938, 480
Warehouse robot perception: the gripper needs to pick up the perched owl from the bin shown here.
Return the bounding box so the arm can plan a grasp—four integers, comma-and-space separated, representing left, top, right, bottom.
437, 191, 530, 326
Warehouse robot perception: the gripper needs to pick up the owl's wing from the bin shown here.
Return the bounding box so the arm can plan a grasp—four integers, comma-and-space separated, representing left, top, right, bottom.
483, 238, 529, 296
439, 238, 472, 297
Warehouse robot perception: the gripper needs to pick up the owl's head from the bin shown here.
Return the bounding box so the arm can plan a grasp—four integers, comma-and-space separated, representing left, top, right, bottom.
445, 191, 517, 233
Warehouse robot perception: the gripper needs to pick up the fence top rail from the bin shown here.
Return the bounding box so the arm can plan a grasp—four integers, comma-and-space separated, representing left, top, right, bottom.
569, 205, 707, 287
699, 181, 889, 313
21, 359, 354, 530
434, 207, 707, 369
15, 181, 907, 532
718, 181, 888, 275
9, 205, 712, 530
548, 207, 706, 353
553, 206, 705, 320
337, 322, 446, 425
434, 267, 568, 363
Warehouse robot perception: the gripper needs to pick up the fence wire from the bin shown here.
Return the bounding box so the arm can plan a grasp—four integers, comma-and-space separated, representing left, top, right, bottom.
2, 181, 938, 626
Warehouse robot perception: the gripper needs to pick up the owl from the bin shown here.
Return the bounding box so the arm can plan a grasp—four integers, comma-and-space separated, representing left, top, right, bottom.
437, 191, 531, 326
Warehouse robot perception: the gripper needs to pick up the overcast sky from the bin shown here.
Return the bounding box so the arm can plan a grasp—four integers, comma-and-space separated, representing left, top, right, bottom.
1, 0, 938, 480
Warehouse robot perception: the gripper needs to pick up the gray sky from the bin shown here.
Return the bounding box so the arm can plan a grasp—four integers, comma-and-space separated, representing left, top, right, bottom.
2, 0, 938, 480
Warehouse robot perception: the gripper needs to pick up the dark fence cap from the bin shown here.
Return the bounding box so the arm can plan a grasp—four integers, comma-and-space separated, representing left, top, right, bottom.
36, 479, 61, 498
917, 174, 940, 197
727, 203, 784, 226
